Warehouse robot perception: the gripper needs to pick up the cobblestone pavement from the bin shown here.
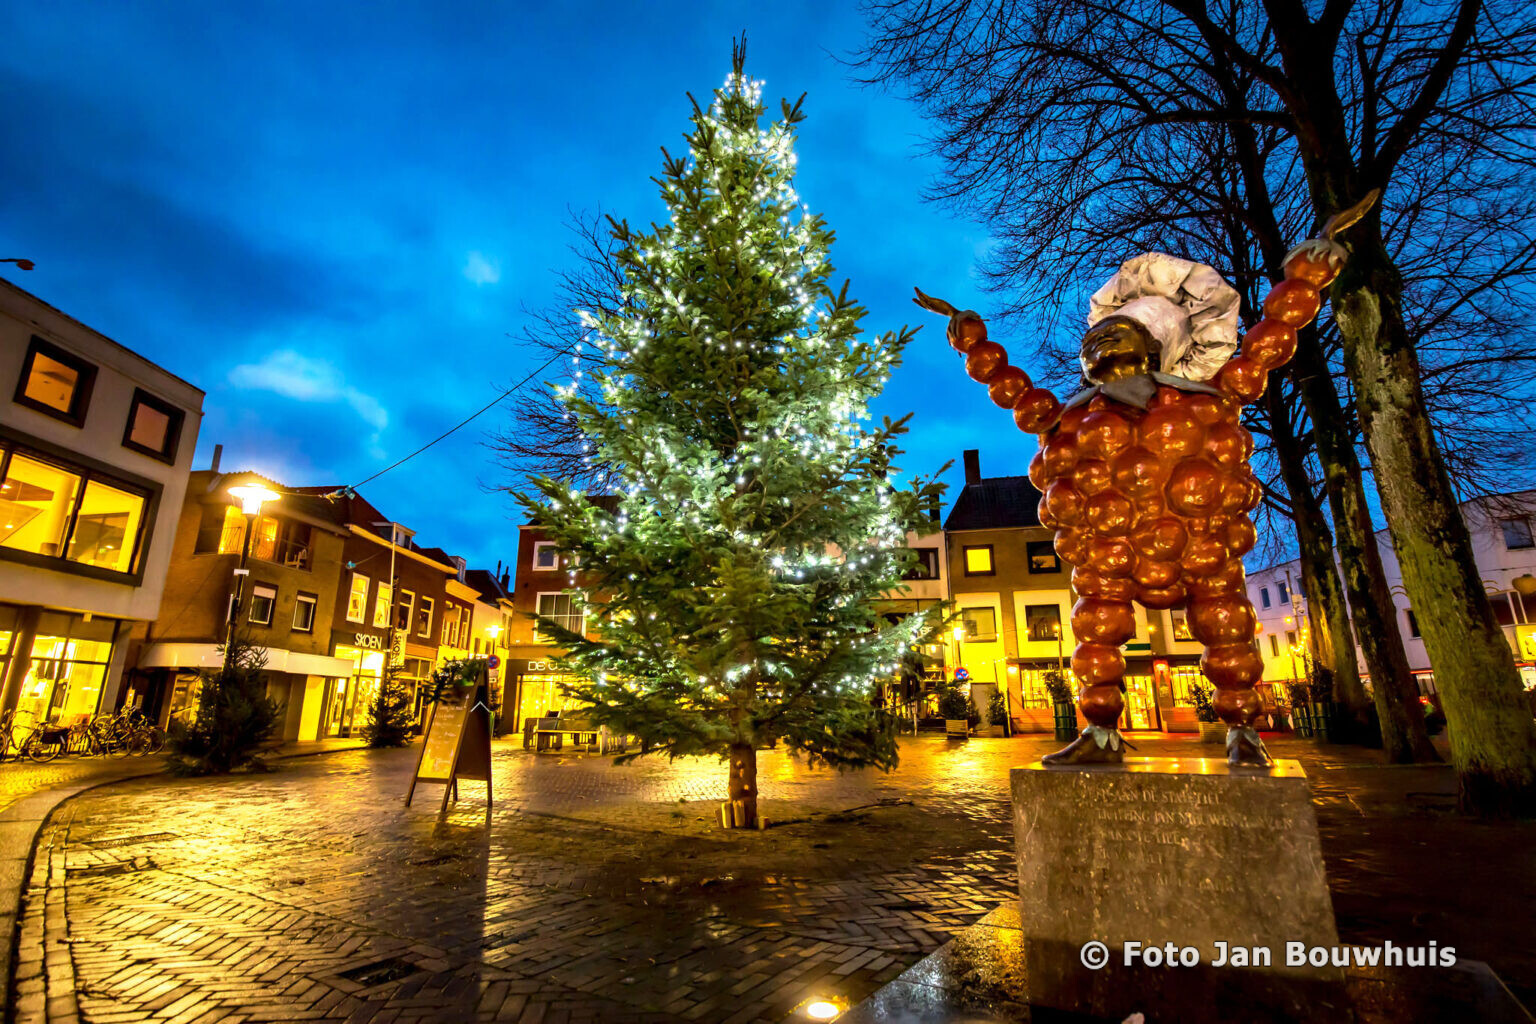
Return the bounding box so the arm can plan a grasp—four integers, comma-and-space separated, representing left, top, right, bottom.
0, 742, 368, 816
10, 734, 1534, 1023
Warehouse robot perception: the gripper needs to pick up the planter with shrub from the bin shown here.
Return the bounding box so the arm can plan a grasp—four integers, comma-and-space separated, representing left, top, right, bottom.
1191, 683, 1224, 744
1043, 669, 1077, 741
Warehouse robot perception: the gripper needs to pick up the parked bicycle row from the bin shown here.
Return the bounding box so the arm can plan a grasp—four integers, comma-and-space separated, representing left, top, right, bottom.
0, 707, 171, 763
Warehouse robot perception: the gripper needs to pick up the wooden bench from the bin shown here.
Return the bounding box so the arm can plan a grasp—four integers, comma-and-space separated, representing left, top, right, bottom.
533, 719, 627, 755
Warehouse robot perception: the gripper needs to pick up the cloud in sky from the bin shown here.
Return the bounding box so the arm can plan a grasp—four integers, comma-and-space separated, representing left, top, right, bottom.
462, 251, 500, 285
228, 350, 389, 433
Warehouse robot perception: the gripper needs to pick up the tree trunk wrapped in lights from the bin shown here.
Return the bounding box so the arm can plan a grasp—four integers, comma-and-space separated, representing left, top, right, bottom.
518, 43, 946, 830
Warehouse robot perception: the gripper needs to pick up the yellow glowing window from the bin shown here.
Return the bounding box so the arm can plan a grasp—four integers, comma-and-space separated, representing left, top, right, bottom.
0, 454, 82, 558
374, 582, 392, 628
23, 353, 79, 413
65, 478, 147, 573
963, 546, 994, 575
347, 573, 370, 623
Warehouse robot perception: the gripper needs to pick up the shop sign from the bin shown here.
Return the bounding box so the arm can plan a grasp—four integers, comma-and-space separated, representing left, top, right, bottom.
354, 632, 383, 650
1517, 624, 1536, 662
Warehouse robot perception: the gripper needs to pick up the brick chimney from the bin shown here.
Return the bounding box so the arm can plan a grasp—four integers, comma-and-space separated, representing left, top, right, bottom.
963, 449, 981, 485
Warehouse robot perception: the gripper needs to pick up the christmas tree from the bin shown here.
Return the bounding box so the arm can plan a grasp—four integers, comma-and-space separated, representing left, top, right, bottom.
364, 656, 415, 748
518, 43, 946, 829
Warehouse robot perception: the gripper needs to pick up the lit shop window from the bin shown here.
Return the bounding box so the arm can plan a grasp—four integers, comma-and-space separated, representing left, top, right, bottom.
14, 338, 96, 425
16, 633, 112, 725
122, 389, 185, 462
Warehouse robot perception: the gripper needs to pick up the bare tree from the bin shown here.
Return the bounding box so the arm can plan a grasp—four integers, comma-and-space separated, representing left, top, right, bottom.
858, 0, 1536, 807
489, 209, 628, 493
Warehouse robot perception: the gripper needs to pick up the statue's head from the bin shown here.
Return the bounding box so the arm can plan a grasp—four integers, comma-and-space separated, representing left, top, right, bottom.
1080, 315, 1156, 384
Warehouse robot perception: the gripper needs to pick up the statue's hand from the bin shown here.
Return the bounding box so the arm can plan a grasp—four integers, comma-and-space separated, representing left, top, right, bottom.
912, 286, 958, 317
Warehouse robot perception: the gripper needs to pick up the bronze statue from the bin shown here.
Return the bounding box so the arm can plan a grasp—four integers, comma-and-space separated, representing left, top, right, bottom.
918, 192, 1378, 766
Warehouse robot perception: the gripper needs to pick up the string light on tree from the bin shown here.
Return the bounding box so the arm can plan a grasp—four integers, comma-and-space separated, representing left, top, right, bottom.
517, 41, 946, 831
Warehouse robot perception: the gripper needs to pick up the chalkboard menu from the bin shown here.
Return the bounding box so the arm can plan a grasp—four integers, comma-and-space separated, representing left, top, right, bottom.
405, 660, 493, 825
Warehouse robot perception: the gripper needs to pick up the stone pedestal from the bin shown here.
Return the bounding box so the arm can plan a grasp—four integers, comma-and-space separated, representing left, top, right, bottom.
1013, 757, 1343, 1023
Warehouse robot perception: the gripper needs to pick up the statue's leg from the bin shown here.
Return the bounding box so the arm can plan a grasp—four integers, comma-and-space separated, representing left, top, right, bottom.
1043, 593, 1138, 765
1186, 567, 1271, 766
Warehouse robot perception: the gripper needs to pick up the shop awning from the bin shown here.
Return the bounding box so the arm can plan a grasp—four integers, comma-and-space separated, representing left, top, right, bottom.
138, 643, 352, 678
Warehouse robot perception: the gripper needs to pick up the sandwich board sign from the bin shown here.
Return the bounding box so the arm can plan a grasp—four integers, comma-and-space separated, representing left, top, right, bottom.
406, 659, 493, 826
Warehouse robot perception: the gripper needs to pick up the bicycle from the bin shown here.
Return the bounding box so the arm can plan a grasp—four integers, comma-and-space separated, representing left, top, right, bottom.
0, 711, 70, 763
119, 707, 166, 755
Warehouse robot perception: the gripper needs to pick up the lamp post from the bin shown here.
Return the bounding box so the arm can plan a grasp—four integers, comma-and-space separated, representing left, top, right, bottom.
1, 258, 34, 271
224, 483, 279, 674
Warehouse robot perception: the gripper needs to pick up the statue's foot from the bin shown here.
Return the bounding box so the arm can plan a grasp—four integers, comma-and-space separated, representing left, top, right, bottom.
1227, 726, 1272, 767
1042, 725, 1125, 765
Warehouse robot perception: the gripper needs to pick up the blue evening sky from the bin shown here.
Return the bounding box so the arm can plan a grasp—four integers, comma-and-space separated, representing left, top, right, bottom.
1, 1, 1053, 571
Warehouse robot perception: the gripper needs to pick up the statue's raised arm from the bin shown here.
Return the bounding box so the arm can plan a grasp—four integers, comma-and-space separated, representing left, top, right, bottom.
912, 287, 1063, 432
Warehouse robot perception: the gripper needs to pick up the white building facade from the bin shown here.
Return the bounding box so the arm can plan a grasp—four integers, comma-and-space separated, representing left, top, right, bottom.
1248, 490, 1536, 693
0, 279, 204, 726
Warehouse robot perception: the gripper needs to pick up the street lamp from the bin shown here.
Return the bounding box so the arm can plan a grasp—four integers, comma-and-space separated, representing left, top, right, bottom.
224, 483, 279, 673
1, 258, 34, 271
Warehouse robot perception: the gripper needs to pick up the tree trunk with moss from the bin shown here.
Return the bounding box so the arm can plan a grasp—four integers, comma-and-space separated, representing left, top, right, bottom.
1292, 335, 1438, 764
1263, 388, 1365, 716
1330, 231, 1535, 810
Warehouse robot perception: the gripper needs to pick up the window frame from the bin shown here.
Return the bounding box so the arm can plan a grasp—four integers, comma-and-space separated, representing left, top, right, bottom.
373, 581, 393, 629
416, 595, 434, 638
0, 425, 160, 584
13, 337, 98, 427
346, 573, 370, 624
534, 590, 585, 642
962, 544, 995, 577
248, 583, 277, 627
395, 589, 416, 633
1501, 517, 1535, 550
1023, 603, 1063, 642
1026, 540, 1060, 574
292, 592, 318, 633
532, 541, 560, 570
1406, 609, 1421, 639
958, 605, 997, 642
1276, 580, 1291, 604
1259, 586, 1272, 609
120, 388, 186, 464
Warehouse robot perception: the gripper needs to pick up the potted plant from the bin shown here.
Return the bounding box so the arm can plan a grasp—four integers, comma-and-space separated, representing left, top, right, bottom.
1288, 682, 1313, 738
1191, 683, 1224, 743
1044, 669, 1077, 742
987, 689, 1009, 737
1311, 667, 1337, 742
939, 673, 975, 739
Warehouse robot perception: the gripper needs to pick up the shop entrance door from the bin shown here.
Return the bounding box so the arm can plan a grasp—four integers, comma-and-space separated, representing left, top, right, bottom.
1124, 673, 1162, 730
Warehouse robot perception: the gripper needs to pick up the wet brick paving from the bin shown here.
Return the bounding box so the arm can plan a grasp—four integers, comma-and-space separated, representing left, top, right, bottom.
8, 734, 1531, 1023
